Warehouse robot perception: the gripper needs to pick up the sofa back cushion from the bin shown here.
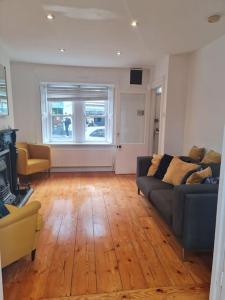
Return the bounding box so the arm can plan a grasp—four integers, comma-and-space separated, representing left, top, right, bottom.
162, 157, 198, 186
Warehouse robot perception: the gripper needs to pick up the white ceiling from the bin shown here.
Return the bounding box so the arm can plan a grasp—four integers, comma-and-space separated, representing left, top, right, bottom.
0, 0, 225, 67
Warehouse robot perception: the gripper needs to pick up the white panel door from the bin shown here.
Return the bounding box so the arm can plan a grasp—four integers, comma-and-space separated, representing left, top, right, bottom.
115, 93, 148, 174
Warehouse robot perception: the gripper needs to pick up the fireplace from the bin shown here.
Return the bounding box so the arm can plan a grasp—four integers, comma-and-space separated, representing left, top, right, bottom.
0, 129, 32, 206
0, 149, 16, 204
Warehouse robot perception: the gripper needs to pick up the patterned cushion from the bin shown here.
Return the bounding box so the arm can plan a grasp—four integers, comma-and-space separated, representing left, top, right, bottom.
203, 177, 219, 185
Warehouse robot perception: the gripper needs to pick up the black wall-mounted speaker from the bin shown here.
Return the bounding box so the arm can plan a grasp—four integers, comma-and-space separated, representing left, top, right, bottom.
130, 69, 143, 85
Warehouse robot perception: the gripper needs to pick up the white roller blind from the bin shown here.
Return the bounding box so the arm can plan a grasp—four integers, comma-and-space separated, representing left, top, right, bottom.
45, 84, 110, 102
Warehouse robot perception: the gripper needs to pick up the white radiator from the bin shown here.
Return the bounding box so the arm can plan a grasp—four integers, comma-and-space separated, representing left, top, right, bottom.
51, 147, 115, 167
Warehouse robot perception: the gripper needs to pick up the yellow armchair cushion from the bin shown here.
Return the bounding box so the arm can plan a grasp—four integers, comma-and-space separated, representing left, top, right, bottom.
28, 144, 51, 163
27, 159, 50, 175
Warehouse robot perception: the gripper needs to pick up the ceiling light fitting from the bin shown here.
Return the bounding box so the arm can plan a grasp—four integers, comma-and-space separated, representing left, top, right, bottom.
59, 48, 65, 53
116, 51, 121, 56
47, 14, 55, 20
131, 20, 138, 27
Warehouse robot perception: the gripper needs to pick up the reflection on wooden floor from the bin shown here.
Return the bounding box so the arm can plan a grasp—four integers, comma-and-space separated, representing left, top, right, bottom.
3, 173, 211, 300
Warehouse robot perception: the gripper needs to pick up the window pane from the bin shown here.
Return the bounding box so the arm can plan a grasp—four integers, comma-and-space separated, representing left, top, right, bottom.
85, 102, 105, 116
85, 101, 106, 142
50, 102, 73, 141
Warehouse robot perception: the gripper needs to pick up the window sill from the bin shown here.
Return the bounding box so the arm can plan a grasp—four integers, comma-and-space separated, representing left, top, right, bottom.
44, 142, 114, 146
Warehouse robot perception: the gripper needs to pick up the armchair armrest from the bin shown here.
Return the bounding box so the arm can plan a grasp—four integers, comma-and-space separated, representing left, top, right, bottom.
17, 148, 29, 175
0, 201, 42, 267
136, 156, 152, 177
0, 201, 41, 229
28, 144, 51, 163
172, 184, 218, 251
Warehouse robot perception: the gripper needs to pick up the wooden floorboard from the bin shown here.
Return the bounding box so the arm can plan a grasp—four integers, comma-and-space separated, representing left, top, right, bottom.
41, 285, 209, 300
2, 172, 211, 300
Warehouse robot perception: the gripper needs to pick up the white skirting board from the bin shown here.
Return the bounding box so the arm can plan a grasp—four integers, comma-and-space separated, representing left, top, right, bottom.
50, 166, 114, 173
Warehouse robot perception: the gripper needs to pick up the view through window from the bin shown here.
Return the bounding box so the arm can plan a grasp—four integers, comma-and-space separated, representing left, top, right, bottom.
41, 84, 113, 144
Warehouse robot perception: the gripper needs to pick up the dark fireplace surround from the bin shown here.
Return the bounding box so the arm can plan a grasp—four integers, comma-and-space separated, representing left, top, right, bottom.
0, 149, 16, 204
0, 129, 32, 207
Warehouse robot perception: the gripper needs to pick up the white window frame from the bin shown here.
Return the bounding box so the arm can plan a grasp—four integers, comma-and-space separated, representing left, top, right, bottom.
40, 83, 114, 145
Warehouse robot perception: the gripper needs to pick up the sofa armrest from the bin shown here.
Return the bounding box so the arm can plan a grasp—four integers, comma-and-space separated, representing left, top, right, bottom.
136, 156, 152, 177
172, 186, 218, 251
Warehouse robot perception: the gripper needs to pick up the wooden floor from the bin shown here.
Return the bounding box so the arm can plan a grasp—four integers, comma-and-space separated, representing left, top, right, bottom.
2, 173, 211, 300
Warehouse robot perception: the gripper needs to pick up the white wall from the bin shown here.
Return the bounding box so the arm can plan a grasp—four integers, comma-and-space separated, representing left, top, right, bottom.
183, 34, 225, 153
151, 56, 169, 86
11, 62, 150, 168
164, 54, 189, 155
0, 44, 14, 129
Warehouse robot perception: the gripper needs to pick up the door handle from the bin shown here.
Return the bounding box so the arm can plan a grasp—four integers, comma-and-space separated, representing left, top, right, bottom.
117, 145, 122, 149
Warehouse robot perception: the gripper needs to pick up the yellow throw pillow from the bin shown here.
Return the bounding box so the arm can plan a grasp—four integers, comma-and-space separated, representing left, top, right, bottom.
201, 150, 221, 164
188, 146, 205, 162
162, 157, 198, 186
186, 167, 212, 184
147, 154, 162, 176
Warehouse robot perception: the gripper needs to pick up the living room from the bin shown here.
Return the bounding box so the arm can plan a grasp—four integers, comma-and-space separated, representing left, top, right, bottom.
1, 1, 225, 299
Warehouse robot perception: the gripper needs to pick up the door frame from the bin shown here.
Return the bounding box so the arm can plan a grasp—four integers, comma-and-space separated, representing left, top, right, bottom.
210, 126, 225, 300
150, 76, 166, 155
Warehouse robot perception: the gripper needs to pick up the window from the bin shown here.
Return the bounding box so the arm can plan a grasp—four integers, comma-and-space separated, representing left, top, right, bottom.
41, 84, 114, 144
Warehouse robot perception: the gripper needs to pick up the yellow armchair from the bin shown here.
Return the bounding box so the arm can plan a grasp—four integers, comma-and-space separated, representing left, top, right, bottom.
16, 142, 51, 176
0, 201, 43, 268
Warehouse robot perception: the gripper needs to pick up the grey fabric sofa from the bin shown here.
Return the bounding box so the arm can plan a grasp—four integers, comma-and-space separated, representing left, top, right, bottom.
136, 156, 219, 258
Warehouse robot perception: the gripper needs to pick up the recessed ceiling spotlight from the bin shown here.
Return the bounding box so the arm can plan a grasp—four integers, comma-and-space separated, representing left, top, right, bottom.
47, 14, 55, 20
59, 48, 65, 53
116, 50, 121, 56
131, 20, 138, 27
208, 14, 221, 23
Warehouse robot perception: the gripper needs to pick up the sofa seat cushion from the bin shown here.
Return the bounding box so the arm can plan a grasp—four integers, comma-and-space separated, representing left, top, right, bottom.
27, 159, 50, 175
136, 176, 173, 198
150, 190, 176, 225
